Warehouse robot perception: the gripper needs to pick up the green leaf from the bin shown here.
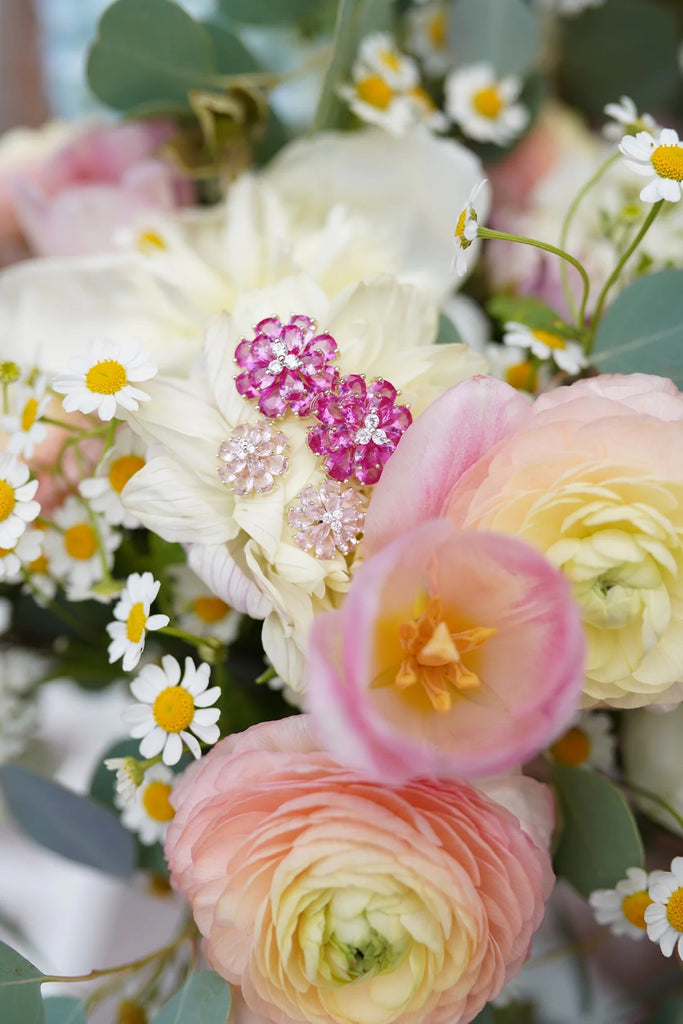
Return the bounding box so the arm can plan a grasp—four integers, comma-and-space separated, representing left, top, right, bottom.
87, 0, 217, 112
435, 311, 463, 346
487, 294, 576, 337
0, 941, 45, 1024
43, 998, 86, 1024
592, 268, 683, 387
448, 0, 540, 78
559, 0, 680, 118
217, 0, 320, 25
651, 996, 683, 1024
201, 21, 259, 74
0, 765, 136, 878
550, 764, 644, 898
151, 971, 231, 1023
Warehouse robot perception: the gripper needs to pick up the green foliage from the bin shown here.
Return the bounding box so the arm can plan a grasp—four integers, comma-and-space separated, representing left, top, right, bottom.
151, 971, 231, 1023
0, 765, 136, 878
217, 0, 322, 24
0, 941, 45, 1024
43, 998, 86, 1024
592, 268, 683, 387
487, 294, 577, 337
652, 996, 683, 1024
449, 0, 541, 78
551, 764, 644, 898
435, 312, 463, 346
559, 0, 680, 118
200, 21, 259, 74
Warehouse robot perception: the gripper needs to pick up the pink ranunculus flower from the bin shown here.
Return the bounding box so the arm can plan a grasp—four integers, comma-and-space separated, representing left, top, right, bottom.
364, 374, 683, 709
166, 717, 554, 1024
306, 518, 584, 781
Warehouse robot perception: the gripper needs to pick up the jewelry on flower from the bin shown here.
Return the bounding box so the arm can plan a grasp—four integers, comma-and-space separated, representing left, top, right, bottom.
288, 480, 367, 560
217, 421, 290, 496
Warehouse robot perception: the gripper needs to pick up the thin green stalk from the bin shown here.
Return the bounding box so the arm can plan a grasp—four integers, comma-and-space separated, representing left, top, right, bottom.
22, 572, 94, 642
622, 780, 683, 833
159, 624, 223, 657
312, 0, 357, 131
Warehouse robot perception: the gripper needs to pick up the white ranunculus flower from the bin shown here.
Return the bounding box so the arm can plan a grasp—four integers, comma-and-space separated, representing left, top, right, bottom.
622, 705, 683, 838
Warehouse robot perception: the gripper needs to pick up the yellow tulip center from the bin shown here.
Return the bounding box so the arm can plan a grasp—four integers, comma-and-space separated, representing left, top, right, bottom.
193, 596, 229, 624
153, 686, 194, 733
356, 75, 394, 110
21, 397, 39, 432
551, 727, 591, 767
532, 328, 566, 350
651, 145, 683, 182
473, 85, 504, 119
142, 780, 175, 822
621, 890, 651, 931
64, 523, 97, 560
666, 888, 683, 932
0, 480, 16, 522
109, 454, 145, 494
126, 602, 148, 643
85, 359, 127, 395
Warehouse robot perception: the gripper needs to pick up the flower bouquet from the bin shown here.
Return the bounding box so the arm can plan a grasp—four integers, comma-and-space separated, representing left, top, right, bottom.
1, 0, 683, 1022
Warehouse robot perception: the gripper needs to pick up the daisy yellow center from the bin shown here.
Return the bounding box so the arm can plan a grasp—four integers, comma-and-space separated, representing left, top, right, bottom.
380, 49, 401, 72
193, 596, 229, 624
409, 85, 436, 112
394, 596, 495, 713
0, 546, 12, 558
142, 780, 175, 822
551, 727, 591, 767
153, 686, 194, 733
85, 359, 128, 395
455, 208, 467, 238
651, 145, 683, 182
64, 523, 97, 560
137, 229, 166, 253
505, 360, 537, 392
428, 10, 447, 49
29, 553, 48, 574
666, 888, 683, 932
356, 75, 394, 110
108, 455, 145, 494
0, 480, 16, 522
621, 891, 651, 931
21, 397, 39, 432
532, 328, 566, 350
126, 602, 148, 643
472, 85, 504, 119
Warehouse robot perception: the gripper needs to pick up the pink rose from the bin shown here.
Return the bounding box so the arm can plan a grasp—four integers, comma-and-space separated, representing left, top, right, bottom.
166, 717, 554, 1024
306, 519, 584, 780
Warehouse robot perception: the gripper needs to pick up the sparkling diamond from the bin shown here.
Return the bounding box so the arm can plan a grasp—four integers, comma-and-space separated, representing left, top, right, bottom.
266, 359, 282, 376
271, 341, 287, 359
364, 413, 380, 430
372, 428, 389, 446
355, 427, 373, 445
283, 353, 302, 370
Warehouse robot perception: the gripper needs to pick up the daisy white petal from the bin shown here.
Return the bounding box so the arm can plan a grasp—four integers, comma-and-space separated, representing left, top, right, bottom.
52, 339, 157, 422
139, 726, 167, 758
618, 127, 683, 204
0, 455, 40, 549
589, 866, 657, 940
445, 62, 529, 145
162, 732, 183, 766
106, 571, 169, 672
645, 857, 683, 957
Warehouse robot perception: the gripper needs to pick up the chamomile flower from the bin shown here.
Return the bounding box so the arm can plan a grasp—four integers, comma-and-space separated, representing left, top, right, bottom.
590, 867, 656, 940
107, 572, 170, 672
43, 495, 121, 600
444, 62, 529, 145
122, 654, 221, 766
0, 454, 40, 549
503, 321, 587, 375
105, 756, 145, 803
23, 538, 57, 605
405, 2, 450, 75
1, 374, 50, 458
80, 430, 147, 528
169, 566, 241, 644
619, 128, 683, 204
645, 857, 683, 957
52, 338, 157, 422
603, 96, 657, 142
118, 762, 177, 845
549, 711, 616, 772
0, 528, 43, 583
452, 180, 487, 276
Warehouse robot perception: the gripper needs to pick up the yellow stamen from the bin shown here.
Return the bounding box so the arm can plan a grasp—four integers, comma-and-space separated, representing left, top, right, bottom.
0, 546, 13, 558
356, 75, 394, 110
428, 10, 447, 49
126, 602, 147, 643
666, 888, 683, 932
380, 49, 401, 72
63, 523, 97, 560
29, 553, 48, 574
621, 891, 651, 931
137, 229, 166, 253
454, 208, 467, 238
193, 595, 229, 624
472, 85, 504, 119
505, 360, 537, 392
550, 727, 591, 767
142, 780, 175, 822
0, 480, 16, 522
532, 328, 566, 351
651, 144, 683, 182
153, 686, 194, 733
85, 359, 127, 395
109, 454, 145, 494
21, 397, 39, 432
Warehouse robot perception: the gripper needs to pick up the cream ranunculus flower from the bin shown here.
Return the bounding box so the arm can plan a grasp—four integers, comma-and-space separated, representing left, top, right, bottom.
622, 704, 683, 837
122, 275, 486, 689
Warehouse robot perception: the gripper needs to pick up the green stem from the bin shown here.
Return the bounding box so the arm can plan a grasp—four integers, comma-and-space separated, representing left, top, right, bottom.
159, 625, 223, 656
478, 226, 591, 331
621, 780, 683, 833
21, 572, 94, 642
312, 0, 357, 131
585, 201, 663, 351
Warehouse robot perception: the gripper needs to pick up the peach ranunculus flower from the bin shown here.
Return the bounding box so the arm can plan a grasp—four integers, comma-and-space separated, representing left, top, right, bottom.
364, 374, 683, 709
305, 519, 584, 781
165, 717, 554, 1024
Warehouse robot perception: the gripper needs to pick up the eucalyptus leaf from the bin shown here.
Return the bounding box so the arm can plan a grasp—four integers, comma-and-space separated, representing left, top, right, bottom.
87, 0, 217, 112
43, 997, 86, 1024
0, 941, 45, 1024
551, 764, 644, 898
435, 311, 463, 346
592, 269, 683, 387
0, 765, 136, 878
449, 0, 540, 78
201, 21, 259, 74
151, 971, 231, 1023
218, 0, 320, 25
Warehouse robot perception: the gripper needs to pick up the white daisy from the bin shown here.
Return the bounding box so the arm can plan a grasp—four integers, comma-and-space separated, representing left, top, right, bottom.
603, 96, 658, 142
619, 128, 683, 204
43, 495, 121, 600
589, 867, 660, 940
645, 857, 683, 957
106, 572, 170, 672
22, 538, 57, 605
444, 62, 529, 145
0, 454, 40, 549
105, 756, 145, 803
122, 654, 221, 766
117, 762, 177, 845
79, 429, 147, 528
52, 338, 157, 422
452, 179, 487, 276
502, 321, 587, 375
549, 711, 616, 771
169, 566, 241, 644
406, 2, 450, 75
1, 374, 50, 458
0, 528, 43, 583
358, 33, 419, 89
